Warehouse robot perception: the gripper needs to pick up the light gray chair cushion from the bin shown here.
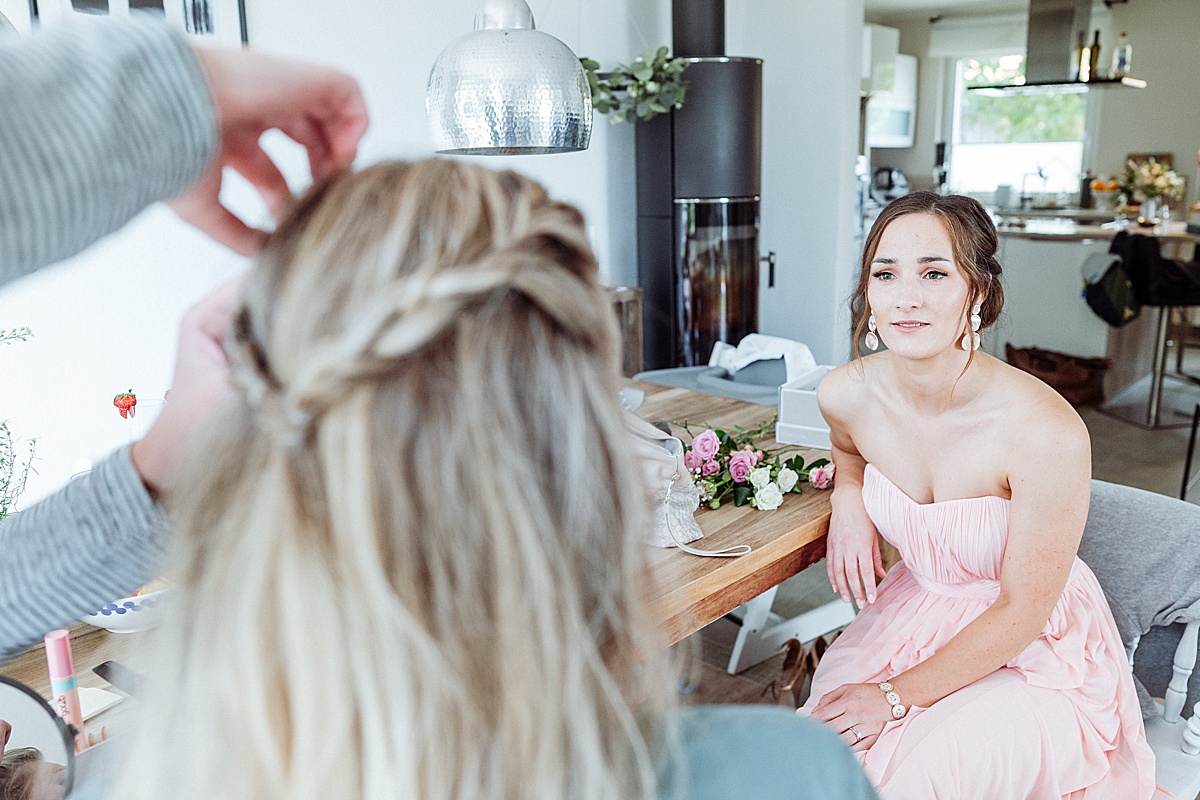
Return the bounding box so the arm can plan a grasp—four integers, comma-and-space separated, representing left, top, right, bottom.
1076, 480, 1200, 719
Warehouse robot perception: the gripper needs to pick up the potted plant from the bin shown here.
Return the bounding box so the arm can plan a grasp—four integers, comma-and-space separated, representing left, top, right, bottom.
580, 46, 690, 123
1, 326, 36, 521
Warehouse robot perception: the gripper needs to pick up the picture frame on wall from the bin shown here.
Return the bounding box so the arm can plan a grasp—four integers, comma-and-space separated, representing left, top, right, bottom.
1127, 152, 1174, 170
21, 0, 247, 46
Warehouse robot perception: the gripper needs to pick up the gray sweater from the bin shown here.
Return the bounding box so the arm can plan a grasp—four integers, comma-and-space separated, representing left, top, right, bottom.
0, 18, 216, 660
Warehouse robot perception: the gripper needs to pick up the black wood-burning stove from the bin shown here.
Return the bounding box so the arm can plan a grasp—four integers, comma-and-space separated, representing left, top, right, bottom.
636, 0, 762, 369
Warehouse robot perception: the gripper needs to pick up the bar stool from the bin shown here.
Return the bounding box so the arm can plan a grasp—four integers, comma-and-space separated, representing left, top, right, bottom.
1100, 232, 1200, 428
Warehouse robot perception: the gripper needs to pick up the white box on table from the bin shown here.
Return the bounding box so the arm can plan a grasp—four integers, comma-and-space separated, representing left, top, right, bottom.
776, 365, 833, 450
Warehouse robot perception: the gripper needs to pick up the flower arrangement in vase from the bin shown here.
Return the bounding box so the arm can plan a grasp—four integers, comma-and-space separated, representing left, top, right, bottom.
674, 415, 834, 511
1119, 158, 1185, 228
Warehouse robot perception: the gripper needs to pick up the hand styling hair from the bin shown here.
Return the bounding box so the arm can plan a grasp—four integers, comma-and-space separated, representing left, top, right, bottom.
112, 160, 674, 800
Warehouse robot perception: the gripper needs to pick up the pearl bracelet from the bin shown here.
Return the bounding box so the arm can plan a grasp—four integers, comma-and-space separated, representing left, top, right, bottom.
878, 680, 908, 720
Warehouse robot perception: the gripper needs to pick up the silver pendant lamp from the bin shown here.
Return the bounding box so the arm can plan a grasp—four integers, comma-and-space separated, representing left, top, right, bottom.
426, 0, 592, 155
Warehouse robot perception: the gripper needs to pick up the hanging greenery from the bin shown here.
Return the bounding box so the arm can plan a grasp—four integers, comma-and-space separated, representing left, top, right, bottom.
580, 46, 690, 124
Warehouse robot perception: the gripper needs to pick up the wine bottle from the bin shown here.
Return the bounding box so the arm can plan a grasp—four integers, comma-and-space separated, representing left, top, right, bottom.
1088, 30, 1100, 81
1111, 31, 1132, 78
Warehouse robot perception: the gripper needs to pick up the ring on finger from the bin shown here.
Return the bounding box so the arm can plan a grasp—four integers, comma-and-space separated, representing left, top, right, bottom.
848, 725, 863, 744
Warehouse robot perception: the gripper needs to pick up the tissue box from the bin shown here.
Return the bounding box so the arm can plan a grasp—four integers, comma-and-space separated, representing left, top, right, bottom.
776, 365, 833, 450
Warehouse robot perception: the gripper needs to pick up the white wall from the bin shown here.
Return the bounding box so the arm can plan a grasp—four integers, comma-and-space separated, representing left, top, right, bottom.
727, 0, 865, 365
1092, 0, 1200, 205
0, 0, 671, 507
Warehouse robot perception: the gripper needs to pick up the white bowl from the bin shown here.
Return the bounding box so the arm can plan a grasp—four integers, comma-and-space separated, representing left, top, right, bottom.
81, 588, 168, 633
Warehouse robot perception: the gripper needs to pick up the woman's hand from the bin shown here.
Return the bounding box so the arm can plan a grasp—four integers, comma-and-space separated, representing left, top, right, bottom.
826, 490, 887, 606
171, 47, 369, 255
810, 682, 893, 752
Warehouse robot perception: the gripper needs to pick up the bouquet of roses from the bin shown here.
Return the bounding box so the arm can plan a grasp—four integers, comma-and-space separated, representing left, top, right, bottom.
1119, 159, 1185, 204
674, 415, 834, 511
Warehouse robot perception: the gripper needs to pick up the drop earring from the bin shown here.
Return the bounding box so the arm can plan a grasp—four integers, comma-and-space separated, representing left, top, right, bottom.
865, 313, 880, 351
960, 303, 981, 351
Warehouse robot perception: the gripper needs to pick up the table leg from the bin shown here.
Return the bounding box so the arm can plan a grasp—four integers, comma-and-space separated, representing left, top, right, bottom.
725, 587, 856, 675
1149, 306, 1171, 427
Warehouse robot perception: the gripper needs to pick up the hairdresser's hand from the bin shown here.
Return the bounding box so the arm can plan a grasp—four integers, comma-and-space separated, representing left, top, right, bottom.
810, 682, 892, 753
826, 488, 886, 608
1, 718, 10, 757
170, 48, 369, 256
131, 275, 244, 498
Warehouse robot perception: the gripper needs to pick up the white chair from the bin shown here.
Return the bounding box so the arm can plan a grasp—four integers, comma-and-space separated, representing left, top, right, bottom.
1140, 619, 1200, 798
1077, 480, 1200, 798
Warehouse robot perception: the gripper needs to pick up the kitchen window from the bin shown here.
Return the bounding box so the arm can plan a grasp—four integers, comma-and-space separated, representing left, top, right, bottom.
948, 54, 1086, 197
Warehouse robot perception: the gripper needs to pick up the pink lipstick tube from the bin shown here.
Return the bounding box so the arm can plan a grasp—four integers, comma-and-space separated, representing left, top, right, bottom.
44, 629, 86, 751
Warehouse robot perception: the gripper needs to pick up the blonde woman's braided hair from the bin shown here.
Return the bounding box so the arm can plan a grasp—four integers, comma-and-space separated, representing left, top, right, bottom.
113, 159, 675, 800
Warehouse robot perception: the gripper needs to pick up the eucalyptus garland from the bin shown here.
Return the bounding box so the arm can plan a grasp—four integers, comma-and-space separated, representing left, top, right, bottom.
580, 46, 689, 124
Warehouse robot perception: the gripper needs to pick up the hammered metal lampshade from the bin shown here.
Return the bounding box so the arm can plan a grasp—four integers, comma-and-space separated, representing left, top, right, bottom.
426, 0, 592, 155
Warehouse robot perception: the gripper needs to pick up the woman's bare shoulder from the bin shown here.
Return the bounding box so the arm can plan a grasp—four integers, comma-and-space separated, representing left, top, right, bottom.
989, 357, 1090, 456
817, 356, 883, 421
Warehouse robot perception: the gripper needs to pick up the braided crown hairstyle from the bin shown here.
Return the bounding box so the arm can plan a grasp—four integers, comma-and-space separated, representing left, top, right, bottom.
116, 160, 673, 800
850, 191, 1004, 360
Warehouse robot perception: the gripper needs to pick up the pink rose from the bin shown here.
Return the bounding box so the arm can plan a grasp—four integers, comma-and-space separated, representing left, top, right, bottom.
808, 463, 835, 490
692, 430, 720, 461
683, 449, 703, 472
755, 450, 764, 463
729, 450, 756, 483
702, 459, 720, 476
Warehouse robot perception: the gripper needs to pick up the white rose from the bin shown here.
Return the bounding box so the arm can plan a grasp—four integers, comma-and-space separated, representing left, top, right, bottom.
755, 482, 784, 511
749, 466, 771, 489
777, 467, 798, 493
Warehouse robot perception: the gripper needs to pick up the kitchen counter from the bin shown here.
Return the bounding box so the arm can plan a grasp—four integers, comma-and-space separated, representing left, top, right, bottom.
996, 207, 1117, 222
996, 218, 1200, 246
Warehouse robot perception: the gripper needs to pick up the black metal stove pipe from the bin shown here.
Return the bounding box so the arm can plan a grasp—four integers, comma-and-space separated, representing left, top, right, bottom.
673, 0, 724, 57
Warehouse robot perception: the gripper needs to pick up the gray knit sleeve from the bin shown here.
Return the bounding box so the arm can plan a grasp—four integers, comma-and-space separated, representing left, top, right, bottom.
0, 16, 217, 283
0, 446, 167, 661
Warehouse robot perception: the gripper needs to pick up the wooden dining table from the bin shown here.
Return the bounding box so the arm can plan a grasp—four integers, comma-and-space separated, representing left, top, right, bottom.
2, 382, 834, 697
632, 380, 833, 645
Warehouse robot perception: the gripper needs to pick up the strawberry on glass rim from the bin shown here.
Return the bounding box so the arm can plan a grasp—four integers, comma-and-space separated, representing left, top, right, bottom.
113, 390, 137, 419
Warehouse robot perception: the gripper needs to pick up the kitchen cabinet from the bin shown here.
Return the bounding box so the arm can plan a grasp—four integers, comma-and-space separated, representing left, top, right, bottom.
986, 235, 1112, 359
866, 54, 916, 149
862, 23, 899, 95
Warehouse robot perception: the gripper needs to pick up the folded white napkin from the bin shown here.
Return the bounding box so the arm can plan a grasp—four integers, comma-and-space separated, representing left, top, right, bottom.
708, 334, 818, 383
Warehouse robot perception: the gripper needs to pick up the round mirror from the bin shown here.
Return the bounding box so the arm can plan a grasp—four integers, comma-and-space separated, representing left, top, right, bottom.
0, 676, 73, 800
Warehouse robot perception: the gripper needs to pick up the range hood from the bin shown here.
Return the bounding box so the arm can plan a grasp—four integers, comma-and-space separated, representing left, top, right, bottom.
969, 0, 1146, 95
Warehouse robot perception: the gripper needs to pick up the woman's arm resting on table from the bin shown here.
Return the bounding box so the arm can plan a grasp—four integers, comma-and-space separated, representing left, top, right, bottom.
819, 367, 887, 607
812, 397, 1091, 751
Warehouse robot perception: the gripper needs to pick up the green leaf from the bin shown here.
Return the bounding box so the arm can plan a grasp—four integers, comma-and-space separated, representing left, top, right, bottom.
808, 458, 830, 469
656, 45, 669, 61
580, 57, 600, 71
649, 101, 667, 114
733, 485, 753, 507
632, 64, 654, 82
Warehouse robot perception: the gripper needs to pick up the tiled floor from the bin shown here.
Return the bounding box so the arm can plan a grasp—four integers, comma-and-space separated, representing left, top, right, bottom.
672, 363, 1200, 794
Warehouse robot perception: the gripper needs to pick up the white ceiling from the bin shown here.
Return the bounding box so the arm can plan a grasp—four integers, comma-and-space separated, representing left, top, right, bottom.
865, 0, 1026, 18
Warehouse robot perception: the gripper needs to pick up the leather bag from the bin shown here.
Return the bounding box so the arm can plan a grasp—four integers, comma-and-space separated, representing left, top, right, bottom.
1005, 344, 1110, 407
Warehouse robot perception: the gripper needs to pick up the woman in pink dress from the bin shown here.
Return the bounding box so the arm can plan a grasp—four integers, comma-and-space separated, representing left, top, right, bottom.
799, 192, 1158, 798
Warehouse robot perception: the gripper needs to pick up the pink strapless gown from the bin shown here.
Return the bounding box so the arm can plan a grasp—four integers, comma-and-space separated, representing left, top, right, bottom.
799, 463, 1158, 799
